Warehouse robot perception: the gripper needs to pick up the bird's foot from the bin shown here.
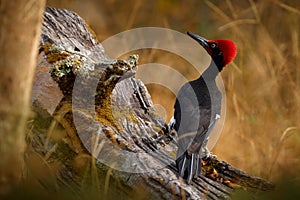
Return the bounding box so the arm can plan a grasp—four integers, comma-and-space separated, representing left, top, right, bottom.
202, 146, 217, 159
176, 151, 202, 184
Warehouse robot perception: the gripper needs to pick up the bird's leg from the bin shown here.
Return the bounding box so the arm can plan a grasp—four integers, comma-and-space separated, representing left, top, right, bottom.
202, 137, 210, 157
202, 137, 217, 159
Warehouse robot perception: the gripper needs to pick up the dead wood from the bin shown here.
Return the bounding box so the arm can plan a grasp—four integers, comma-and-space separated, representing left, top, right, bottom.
29, 6, 274, 200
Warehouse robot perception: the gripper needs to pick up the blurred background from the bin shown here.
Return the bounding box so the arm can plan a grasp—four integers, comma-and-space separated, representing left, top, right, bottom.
44, 0, 299, 198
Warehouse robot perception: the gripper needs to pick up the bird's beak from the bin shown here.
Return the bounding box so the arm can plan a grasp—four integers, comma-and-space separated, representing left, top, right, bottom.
187, 31, 209, 48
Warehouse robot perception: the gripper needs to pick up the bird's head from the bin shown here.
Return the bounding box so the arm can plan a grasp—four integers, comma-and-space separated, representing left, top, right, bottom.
187, 31, 237, 70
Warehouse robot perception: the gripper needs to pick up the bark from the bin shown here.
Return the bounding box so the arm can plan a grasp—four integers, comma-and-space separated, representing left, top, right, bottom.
0, 0, 46, 194
29, 7, 274, 199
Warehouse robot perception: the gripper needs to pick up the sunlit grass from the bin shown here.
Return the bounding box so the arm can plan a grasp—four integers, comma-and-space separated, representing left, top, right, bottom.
203, 0, 300, 183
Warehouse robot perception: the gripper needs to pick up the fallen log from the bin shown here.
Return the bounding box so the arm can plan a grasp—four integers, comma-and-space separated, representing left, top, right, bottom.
29, 6, 274, 199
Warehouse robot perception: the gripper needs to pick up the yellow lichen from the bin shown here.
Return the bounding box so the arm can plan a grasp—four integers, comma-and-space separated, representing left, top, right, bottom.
95, 83, 123, 132
111, 106, 139, 124
95, 103, 123, 132
41, 43, 87, 82
41, 44, 71, 63
95, 91, 140, 133
42, 44, 139, 137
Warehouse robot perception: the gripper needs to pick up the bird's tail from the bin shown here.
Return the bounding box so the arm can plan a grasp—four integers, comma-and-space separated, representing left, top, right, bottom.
176, 151, 202, 184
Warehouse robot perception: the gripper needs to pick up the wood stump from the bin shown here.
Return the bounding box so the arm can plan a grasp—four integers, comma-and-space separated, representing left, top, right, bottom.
29, 7, 274, 199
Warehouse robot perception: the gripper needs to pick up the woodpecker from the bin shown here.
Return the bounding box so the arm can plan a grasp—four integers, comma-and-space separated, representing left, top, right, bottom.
170, 31, 237, 184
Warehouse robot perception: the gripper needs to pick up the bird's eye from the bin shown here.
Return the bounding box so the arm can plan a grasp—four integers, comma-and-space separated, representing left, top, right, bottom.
211, 43, 216, 48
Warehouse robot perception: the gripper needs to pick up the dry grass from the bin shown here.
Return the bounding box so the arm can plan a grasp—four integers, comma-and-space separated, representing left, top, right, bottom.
24, 0, 300, 198
202, 0, 300, 182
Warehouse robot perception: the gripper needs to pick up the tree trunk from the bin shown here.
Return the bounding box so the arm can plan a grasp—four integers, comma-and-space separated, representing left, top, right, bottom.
29, 7, 274, 199
0, 0, 46, 194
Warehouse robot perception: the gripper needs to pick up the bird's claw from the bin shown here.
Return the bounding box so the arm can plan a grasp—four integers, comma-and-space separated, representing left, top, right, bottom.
202, 146, 217, 159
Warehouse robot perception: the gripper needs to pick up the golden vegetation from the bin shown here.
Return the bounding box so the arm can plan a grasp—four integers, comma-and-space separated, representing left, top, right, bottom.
50, 0, 299, 182
28, 0, 300, 198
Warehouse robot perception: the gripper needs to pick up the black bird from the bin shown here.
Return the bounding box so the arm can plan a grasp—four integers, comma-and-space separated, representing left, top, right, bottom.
170, 31, 237, 184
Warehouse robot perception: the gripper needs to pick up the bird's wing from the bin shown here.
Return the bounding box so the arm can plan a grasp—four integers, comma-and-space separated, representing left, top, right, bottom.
173, 83, 203, 132
187, 112, 219, 155
174, 83, 206, 156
